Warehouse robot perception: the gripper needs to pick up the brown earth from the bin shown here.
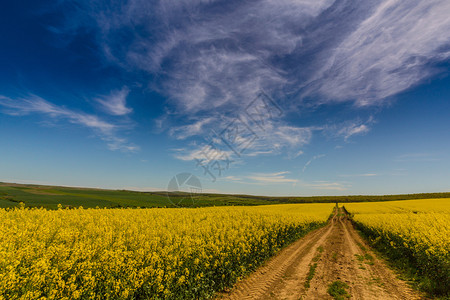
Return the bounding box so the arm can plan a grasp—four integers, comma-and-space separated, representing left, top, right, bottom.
219, 208, 424, 300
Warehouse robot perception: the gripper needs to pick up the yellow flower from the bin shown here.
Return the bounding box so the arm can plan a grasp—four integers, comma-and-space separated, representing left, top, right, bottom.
0, 203, 334, 298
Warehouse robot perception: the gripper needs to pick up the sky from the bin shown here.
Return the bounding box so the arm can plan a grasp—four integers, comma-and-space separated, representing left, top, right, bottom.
0, 0, 449, 196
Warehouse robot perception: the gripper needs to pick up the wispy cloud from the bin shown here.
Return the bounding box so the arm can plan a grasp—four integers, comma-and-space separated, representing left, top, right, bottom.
169, 117, 215, 140
339, 173, 378, 177
222, 175, 242, 182
303, 154, 325, 172
170, 115, 314, 161
245, 150, 274, 157
0, 95, 138, 152
57, 0, 450, 110
323, 118, 374, 142
306, 0, 450, 105
172, 145, 234, 163
94, 87, 132, 116
338, 124, 370, 141
243, 122, 314, 158
222, 173, 349, 191
219, 172, 298, 185
301, 181, 350, 191
247, 171, 298, 184
394, 153, 440, 162
50, 0, 450, 156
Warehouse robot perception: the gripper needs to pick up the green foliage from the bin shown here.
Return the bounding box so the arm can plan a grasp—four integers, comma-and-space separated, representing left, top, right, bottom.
1, 182, 450, 209
304, 263, 318, 289
327, 281, 351, 300
354, 254, 364, 261
353, 222, 450, 297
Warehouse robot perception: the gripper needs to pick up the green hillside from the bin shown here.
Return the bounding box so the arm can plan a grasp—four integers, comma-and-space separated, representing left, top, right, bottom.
1, 182, 449, 209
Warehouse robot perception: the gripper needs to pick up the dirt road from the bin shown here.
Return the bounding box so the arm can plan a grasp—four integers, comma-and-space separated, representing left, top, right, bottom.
220, 208, 423, 300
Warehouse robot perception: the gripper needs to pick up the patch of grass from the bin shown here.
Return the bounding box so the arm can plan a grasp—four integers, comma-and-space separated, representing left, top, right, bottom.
305, 246, 323, 289
354, 254, 364, 261
363, 253, 374, 265
312, 246, 323, 263
328, 281, 351, 300
356, 242, 366, 252
304, 263, 318, 289
332, 252, 338, 262
364, 253, 374, 261
312, 251, 322, 262
369, 277, 384, 287
1, 195, 19, 203
354, 252, 374, 265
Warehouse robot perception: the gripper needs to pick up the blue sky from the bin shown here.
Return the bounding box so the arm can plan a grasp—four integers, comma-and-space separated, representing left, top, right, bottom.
0, 0, 449, 196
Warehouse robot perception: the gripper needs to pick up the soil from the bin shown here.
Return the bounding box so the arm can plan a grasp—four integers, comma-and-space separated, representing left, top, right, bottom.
219, 208, 424, 300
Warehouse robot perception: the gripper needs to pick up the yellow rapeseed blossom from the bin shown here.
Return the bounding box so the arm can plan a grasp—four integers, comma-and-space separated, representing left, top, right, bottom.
345, 199, 450, 295
0, 203, 333, 299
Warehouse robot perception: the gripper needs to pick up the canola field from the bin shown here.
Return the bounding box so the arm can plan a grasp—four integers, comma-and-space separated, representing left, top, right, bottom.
344, 199, 450, 296
0, 203, 334, 300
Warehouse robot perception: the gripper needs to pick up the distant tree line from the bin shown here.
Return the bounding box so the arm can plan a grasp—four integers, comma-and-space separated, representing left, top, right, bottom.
162, 192, 450, 204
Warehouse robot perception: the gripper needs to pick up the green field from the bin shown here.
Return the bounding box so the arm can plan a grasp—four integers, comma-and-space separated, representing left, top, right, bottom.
1, 182, 449, 209
0, 182, 276, 209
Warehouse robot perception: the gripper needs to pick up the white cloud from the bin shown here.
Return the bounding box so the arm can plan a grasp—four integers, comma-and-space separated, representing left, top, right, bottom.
339, 173, 378, 177
170, 113, 313, 161
169, 117, 215, 140
56, 0, 335, 114
306, 0, 450, 104
302, 154, 325, 172
245, 150, 274, 157
243, 122, 313, 158
173, 145, 234, 163
95, 87, 132, 116
271, 125, 312, 147
301, 181, 349, 191
222, 175, 242, 182
51, 0, 450, 157
294, 150, 304, 157
242, 172, 348, 190
247, 171, 298, 184
0, 95, 138, 152
394, 153, 439, 162
61, 0, 450, 110
103, 136, 139, 152
0, 95, 114, 133
322, 118, 373, 142
338, 124, 370, 141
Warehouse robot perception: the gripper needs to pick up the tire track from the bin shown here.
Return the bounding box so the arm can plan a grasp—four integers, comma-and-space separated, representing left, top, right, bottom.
220, 216, 335, 300
219, 208, 424, 300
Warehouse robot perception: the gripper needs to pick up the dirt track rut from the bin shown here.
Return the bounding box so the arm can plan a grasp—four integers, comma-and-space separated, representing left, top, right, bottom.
219, 208, 423, 300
